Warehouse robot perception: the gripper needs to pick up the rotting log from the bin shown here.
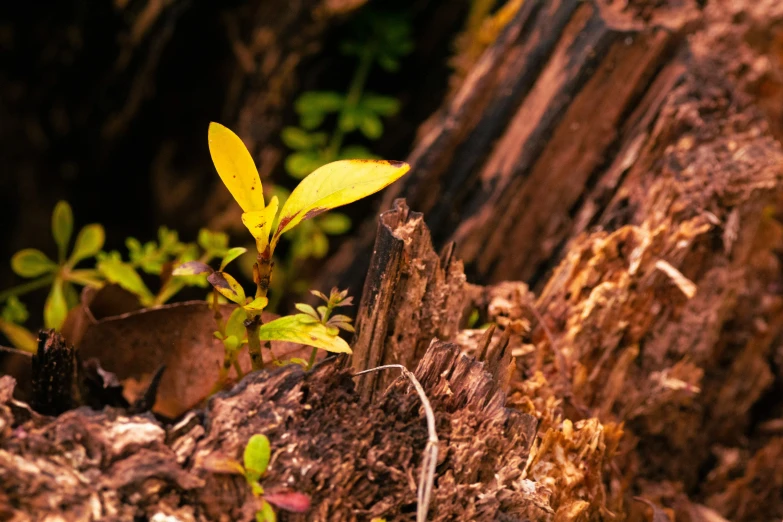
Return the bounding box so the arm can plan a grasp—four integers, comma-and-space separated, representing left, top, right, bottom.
0, 340, 539, 522
315, 0, 702, 292
350, 199, 467, 401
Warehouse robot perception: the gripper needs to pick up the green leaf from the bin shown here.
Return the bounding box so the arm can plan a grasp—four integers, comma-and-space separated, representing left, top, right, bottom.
244, 296, 269, 312
285, 151, 328, 180
208, 122, 266, 212
44, 278, 68, 329
11, 249, 56, 278
338, 145, 378, 160
70, 224, 105, 265
256, 501, 277, 522
359, 113, 383, 140
173, 261, 214, 276
96, 256, 154, 305
207, 271, 246, 304
338, 107, 360, 133
242, 197, 279, 254
294, 303, 318, 320
256, 315, 351, 354
225, 306, 248, 341
295, 91, 344, 115
220, 247, 248, 271
271, 159, 410, 249
377, 54, 400, 72
281, 127, 320, 150
311, 230, 329, 259
244, 434, 271, 482
299, 111, 325, 131
198, 229, 229, 254
361, 94, 400, 117
0, 318, 37, 353
51, 201, 73, 263
1, 296, 28, 324
317, 213, 351, 235
222, 335, 241, 352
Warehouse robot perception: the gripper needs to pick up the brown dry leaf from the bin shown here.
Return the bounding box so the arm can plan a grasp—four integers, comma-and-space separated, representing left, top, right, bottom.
77, 301, 310, 418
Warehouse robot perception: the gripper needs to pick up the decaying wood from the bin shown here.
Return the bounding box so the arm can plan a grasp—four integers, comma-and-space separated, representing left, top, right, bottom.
315, 0, 702, 291
0, 341, 538, 521
350, 199, 467, 401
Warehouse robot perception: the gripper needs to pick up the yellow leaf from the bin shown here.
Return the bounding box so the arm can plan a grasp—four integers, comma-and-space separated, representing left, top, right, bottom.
207, 271, 246, 304
241, 196, 279, 253
257, 314, 352, 354
270, 159, 409, 250
208, 122, 265, 212
0, 319, 37, 353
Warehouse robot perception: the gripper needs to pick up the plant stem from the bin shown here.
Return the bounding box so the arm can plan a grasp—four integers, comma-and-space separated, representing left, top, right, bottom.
0, 275, 55, 302
247, 247, 273, 371
306, 303, 333, 370
326, 43, 376, 159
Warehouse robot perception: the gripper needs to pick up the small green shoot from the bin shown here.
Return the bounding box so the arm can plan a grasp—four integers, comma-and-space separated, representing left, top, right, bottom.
197, 121, 409, 380
3, 201, 105, 332
296, 287, 355, 369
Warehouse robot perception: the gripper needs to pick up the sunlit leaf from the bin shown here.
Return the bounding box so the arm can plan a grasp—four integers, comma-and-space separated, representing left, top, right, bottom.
0, 318, 36, 353
256, 501, 277, 522
207, 271, 246, 304
294, 303, 318, 320
242, 197, 279, 253
208, 122, 265, 212
220, 247, 248, 271
271, 159, 410, 249
52, 201, 73, 262
70, 224, 105, 265
225, 306, 248, 341
257, 315, 351, 354
244, 296, 269, 312
173, 261, 214, 276
244, 434, 271, 483
44, 278, 68, 329
11, 249, 56, 278
222, 335, 241, 351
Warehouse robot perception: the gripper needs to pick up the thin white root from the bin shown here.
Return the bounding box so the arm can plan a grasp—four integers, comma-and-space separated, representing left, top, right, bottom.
353, 364, 438, 522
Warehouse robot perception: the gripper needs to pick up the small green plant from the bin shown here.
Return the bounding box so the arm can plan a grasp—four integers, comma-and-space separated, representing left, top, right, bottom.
269, 12, 413, 303
0, 201, 243, 351
175, 122, 409, 382
0, 201, 105, 347
296, 287, 355, 370
216, 434, 310, 521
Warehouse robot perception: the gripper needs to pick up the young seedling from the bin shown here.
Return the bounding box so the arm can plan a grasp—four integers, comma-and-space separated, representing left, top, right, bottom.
179, 122, 409, 377
2, 201, 105, 334
208, 434, 310, 521
296, 287, 355, 369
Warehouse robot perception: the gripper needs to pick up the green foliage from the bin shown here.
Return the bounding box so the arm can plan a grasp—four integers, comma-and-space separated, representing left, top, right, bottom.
201, 120, 409, 379
273, 12, 413, 297
3, 201, 105, 334
229, 434, 310, 521
244, 434, 271, 483
0, 200, 243, 350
